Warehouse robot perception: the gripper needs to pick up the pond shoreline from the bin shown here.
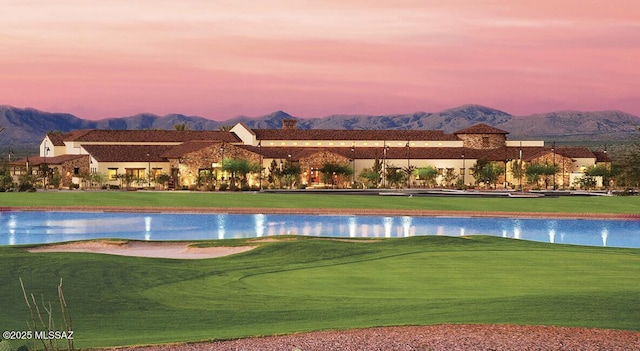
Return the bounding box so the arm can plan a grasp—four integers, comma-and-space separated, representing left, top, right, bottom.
3, 206, 640, 220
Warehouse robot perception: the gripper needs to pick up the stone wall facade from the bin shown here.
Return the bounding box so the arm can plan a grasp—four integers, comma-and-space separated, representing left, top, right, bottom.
172, 143, 260, 188
60, 156, 90, 188
457, 133, 506, 149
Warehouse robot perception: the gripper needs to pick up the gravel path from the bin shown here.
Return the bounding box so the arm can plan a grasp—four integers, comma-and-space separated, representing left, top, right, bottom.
109, 325, 640, 351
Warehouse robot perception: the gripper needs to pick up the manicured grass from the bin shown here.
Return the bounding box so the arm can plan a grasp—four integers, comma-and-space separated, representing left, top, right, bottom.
1, 191, 640, 214
1, 236, 639, 348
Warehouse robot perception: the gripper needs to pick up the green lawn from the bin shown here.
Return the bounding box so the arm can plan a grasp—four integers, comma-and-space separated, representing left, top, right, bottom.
1, 191, 640, 214
1, 236, 639, 348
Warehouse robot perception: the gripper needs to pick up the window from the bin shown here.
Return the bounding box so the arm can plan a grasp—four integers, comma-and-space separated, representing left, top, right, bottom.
482, 136, 490, 147
152, 168, 162, 179
108, 168, 118, 180
125, 168, 146, 179
73, 167, 80, 175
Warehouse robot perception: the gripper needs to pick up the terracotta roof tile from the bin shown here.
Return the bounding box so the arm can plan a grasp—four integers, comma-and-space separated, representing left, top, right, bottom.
454, 124, 509, 135
251, 129, 459, 141
592, 150, 611, 163
64, 130, 240, 143
554, 147, 596, 159
161, 140, 223, 158
46, 132, 71, 146
82, 145, 175, 162
19, 154, 88, 166
242, 146, 564, 163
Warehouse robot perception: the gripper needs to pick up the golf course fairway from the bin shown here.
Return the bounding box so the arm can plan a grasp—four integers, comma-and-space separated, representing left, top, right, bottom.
1, 235, 638, 348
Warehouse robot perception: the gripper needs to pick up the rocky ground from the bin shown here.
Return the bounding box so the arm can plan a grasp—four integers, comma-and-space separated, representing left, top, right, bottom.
109, 325, 640, 351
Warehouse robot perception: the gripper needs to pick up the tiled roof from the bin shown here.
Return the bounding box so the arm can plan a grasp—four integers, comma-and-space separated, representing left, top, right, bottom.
454, 124, 509, 135
554, 147, 596, 159
592, 150, 611, 163
239, 146, 539, 162
63, 130, 240, 143
82, 145, 175, 162
46, 132, 72, 146
161, 140, 221, 158
251, 129, 460, 141
18, 154, 88, 166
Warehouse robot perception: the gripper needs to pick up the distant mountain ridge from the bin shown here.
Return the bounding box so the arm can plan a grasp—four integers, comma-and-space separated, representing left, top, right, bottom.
1, 104, 638, 152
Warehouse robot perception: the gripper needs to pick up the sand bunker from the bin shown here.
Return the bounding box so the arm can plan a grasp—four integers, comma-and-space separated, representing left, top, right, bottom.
26, 240, 256, 259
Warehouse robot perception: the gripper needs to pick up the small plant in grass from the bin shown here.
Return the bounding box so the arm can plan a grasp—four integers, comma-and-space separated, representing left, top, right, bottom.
19, 278, 74, 351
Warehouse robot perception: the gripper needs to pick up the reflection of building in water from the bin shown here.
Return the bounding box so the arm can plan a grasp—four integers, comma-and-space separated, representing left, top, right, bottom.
547, 220, 557, 244
348, 217, 357, 238
217, 214, 226, 240
601, 226, 609, 247
383, 217, 393, 238
401, 216, 412, 237
254, 214, 265, 237
8, 215, 17, 245
144, 216, 152, 241
360, 224, 370, 238
512, 219, 522, 239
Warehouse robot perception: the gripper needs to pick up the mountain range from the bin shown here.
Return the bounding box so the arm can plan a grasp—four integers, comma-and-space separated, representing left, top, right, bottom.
1, 104, 639, 152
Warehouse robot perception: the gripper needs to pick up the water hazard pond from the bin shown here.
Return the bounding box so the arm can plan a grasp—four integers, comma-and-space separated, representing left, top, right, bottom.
1, 211, 639, 248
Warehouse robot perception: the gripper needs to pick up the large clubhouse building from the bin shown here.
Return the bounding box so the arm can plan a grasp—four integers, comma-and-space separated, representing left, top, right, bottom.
22, 119, 609, 190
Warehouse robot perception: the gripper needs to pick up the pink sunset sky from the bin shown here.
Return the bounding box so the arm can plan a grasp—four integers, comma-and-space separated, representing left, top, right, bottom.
1, 1, 639, 120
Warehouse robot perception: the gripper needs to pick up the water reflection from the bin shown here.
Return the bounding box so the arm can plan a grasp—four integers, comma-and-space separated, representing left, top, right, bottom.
254, 214, 265, 237
547, 220, 557, 244
217, 214, 226, 240
512, 219, 522, 240
1, 211, 639, 248
144, 216, 152, 241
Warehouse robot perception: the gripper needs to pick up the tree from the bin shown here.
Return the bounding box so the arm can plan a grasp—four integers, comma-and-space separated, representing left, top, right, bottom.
414, 166, 438, 188
87, 172, 107, 189
156, 173, 171, 189
358, 168, 380, 188
385, 165, 405, 189
470, 157, 490, 185
319, 162, 353, 188
222, 158, 261, 189
525, 162, 557, 189
37, 164, 53, 189
50, 168, 63, 189
280, 160, 301, 189
18, 167, 36, 192
268, 160, 281, 187
0, 164, 14, 190
580, 164, 611, 190
525, 163, 545, 188
197, 169, 216, 190
511, 159, 526, 190
541, 162, 559, 189
471, 158, 505, 188
372, 158, 382, 186
402, 165, 416, 188
442, 168, 457, 187
573, 174, 598, 190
